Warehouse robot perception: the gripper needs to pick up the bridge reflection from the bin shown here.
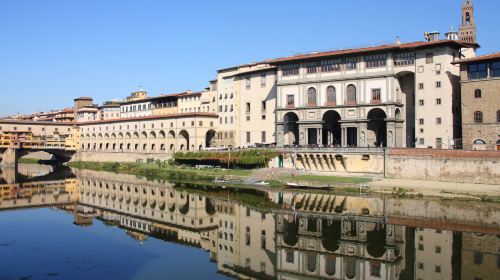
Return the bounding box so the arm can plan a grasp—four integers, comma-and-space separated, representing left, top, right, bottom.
1, 169, 499, 280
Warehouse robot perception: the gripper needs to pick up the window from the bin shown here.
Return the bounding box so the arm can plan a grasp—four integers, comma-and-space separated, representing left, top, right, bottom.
418, 262, 424, 269
326, 86, 336, 104
474, 89, 482, 98
245, 76, 251, 89
474, 111, 483, 123
345, 57, 357, 69
261, 131, 266, 143
245, 226, 251, 245
418, 243, 424, 250
283, 64, 299, 76
321, 59, 342, 72
436, 98, 442, 105
246, 132, 250, 143
419, 99, 424, 106
371, 88, 381, 102
394, 52, 415, 66
436, 138, 442, 149
419, 138, 425, 145
230, 105, 233, 112
261, 100, 266, 110
286, 250, 294, 263
435, 265, 441, 273
426, 53, 434, 63
306, 253, 317, 272
306, 61, 318, 73
497, 110, 500, 123
419, 118, 424, 125
346, 84, 357, 104
436, 118, 442, 124
325, 256, 336, 276
286, 95, 295, 107
218, 105, 222, 112
435, 246, 441, 253
230, 116, 233, 123
261, 115, 266, 120
365, 53, 387, 68
419, 83, 424, 90
260, 73, 266, 86
224, 105, 227, 112
474, 252, 484, 265
436, 81, 441, 88
370, 262, 381, 277
245, 102, 250, 113
307, 87, 317, 105
491, 62, 500, 77
468, 63, 488, 80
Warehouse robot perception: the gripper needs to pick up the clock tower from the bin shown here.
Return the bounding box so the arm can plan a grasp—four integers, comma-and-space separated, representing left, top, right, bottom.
459, 0, 477, 43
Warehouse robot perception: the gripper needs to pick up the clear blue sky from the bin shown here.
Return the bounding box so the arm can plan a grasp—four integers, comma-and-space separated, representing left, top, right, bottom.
1, 0, 498, 116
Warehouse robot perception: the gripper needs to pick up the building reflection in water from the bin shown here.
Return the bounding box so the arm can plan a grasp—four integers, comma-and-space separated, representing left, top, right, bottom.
1, 167, 499, 280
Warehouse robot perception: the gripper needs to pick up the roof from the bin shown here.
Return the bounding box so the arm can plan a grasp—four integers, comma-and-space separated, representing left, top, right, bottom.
77, 112, 218, 125
74, 96, 93, 101
267, 40, 479, 64
0, 119, 75, 126
453, 52, 500, 64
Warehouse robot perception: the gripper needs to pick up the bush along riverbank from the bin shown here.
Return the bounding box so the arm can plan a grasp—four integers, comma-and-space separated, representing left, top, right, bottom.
69, 161, 254, 184
173, 149, 280, 169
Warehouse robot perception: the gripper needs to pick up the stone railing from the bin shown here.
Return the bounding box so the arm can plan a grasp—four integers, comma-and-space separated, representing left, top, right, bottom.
274, 146, 385, 154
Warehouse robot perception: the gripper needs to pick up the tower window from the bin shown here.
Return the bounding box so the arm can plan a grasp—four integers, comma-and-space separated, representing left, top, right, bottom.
474, 89, 482, 98
474, 111, 483, 123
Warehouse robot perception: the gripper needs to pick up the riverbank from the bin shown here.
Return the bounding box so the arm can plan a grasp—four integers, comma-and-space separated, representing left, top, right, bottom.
69, 161, 500, 202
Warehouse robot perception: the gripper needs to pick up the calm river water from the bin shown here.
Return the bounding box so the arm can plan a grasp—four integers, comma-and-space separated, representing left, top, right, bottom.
0, 164, 499, 280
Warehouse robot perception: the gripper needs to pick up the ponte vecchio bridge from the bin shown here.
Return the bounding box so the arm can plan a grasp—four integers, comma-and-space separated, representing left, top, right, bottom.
0, 130, 77, 168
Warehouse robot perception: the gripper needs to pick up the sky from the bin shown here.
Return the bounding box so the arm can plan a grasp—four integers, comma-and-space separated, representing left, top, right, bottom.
0, 0, 498, 116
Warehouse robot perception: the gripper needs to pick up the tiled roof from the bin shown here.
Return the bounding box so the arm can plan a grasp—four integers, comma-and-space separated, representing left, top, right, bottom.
453, 52, 500, 64
0, 119, 75, 126
77, 112, 218, 125
267, 40, 478, 64
74, 96, 93, 101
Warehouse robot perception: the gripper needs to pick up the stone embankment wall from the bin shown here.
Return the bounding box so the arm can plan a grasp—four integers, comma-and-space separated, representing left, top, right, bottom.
385, 149, 500, 185
72, 151, 172, 163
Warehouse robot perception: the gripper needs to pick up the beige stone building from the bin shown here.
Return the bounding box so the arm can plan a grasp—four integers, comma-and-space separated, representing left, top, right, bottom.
270, 39, 476, 149
457, 52, 500, 150
214, 62, 277, 148
78, 112, 217, 153
236, 64, 277, 147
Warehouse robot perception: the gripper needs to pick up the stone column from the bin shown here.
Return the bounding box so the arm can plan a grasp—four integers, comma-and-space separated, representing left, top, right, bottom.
358, 122, 368, 148
276, 124, 284, 147
386, 121, 396, 148
1, 148, 18, 166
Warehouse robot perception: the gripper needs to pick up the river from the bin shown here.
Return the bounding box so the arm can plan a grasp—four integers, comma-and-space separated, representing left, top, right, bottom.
0, 164, 499, 279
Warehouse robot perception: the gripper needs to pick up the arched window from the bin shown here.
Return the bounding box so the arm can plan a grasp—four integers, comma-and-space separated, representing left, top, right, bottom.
497, 110, 500, 123
326, 86, 336, 105
474, 111, 483, 123
307, 87, 317, 106
325, 255, 336, 276
474, 89, 481, 98
306, 253, 317, 272
346, 259, 356, 279
346, 84, 357, 104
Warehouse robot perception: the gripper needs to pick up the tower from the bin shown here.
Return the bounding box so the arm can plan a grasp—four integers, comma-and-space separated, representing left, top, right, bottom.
459, 0, 476, 43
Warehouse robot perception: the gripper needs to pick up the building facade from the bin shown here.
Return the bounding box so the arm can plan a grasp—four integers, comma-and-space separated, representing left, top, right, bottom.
271, 40, 476, 149
457, 52, 500, 150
